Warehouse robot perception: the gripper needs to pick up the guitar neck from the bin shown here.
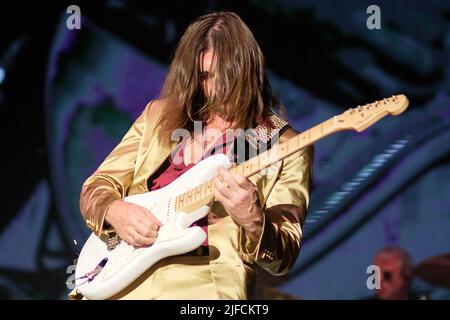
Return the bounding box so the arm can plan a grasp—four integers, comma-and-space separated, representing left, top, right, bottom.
235, 117, 337, 177
174, 117, 338, 213
174, 94, 409, 213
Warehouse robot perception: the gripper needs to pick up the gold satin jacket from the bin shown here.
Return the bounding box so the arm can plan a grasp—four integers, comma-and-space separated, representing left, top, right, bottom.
75, 99, 314, 300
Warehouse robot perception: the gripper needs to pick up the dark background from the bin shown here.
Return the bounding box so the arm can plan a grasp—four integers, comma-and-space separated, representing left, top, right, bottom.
0, 0, 449, 299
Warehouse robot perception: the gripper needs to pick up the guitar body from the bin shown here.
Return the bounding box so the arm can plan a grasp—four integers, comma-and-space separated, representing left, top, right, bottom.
75, 153, 232, 300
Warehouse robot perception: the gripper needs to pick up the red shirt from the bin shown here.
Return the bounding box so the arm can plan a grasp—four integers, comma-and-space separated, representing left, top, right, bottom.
147, 134, 234, 246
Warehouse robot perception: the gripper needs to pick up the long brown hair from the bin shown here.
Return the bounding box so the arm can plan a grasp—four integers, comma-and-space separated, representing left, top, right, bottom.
156, 11, 282, 143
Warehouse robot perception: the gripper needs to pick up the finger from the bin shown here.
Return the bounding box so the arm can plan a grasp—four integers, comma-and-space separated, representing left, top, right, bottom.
235, 175, 258, 203
135, 221, 159, 238
213, 176, 233, 199
135, 205, 162, 226
135, 208, 162, 230
218, 167, 241, 192
133, 213, 159, 233
125, 230, 145, 248
143, 228, 158, 238
133, 211, 160, 240
147, 210, 163, 226
131, 231, 155, 247
213, 183, 234, 209
234, 173, 255, 190
133, 219, 149, 237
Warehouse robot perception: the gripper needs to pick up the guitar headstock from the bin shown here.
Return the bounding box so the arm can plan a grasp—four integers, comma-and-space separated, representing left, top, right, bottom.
335, 94, 409, 132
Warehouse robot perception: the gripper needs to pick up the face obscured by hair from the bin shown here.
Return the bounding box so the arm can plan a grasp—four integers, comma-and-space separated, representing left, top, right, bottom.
157, 11, 279, 142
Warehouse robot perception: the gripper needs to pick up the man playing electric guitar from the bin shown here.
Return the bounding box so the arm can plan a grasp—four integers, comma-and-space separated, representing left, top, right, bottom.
73, 11, 314, 300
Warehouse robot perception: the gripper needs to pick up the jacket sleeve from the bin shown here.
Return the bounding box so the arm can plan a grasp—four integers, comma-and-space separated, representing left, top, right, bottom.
239, 144, 314, 275
79, 101, 154, 237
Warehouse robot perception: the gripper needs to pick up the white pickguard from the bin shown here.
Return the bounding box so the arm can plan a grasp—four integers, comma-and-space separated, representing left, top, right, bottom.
75, 153, 232, 300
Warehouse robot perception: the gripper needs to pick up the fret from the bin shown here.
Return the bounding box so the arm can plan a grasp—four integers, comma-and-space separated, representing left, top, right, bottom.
229, 165, 238, 177
314, 123, 322, 141
279, 140, 288, 159
195, 185, 201, 201
193, 188, 198, 202
267, 145, 278, 163
175, 195, 180, 211
288, 135, 299, 153
322, 118, 334, 138
248, 154, 260, 176
278, 142, 286, 156
182, 191, 188, 207
300, 132, 308, 144
240, 159, 253, 177
206, 181, 212, 195
238, 162, 245, 177
265, 149, 273, 168
176, 193, 184, 211
200, 182, 206, 197
259, 150, 269, 168
233, 163, 240, 177
190, 188, 196, 202
186, 190, 192, 205
310, 125, 317, 143
244, 161, 250, 176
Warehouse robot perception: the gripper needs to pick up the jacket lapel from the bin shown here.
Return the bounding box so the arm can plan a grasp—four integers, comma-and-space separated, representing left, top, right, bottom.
134, 134, 178, 179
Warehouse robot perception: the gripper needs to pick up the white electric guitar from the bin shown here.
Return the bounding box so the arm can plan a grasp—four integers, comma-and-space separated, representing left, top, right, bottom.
74, 95, 409, 299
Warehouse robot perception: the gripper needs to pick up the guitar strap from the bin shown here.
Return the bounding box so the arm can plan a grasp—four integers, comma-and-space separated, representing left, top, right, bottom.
231, 114, 291, 164
204, 113, 290, 163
